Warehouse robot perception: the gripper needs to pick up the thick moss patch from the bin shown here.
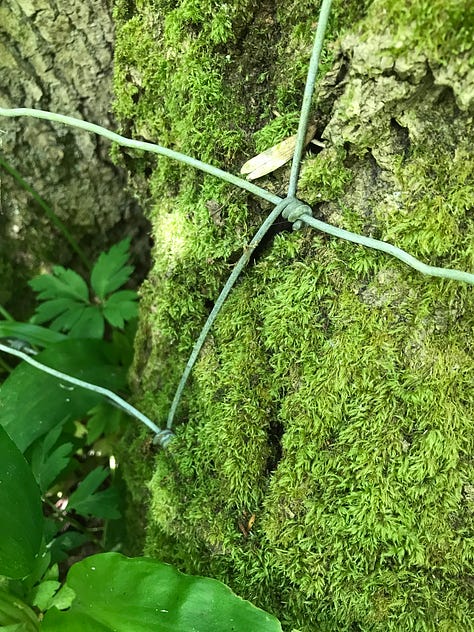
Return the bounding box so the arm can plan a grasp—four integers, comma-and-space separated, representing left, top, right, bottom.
113, 1, 474, 629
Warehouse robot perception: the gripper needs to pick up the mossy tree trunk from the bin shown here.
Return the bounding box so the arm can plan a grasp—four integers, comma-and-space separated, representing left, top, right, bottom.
0, 0, 146, 316
113, 1, 474, 630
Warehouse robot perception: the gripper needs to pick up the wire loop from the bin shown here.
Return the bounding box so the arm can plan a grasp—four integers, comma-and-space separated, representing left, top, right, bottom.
280, 197, 313, 230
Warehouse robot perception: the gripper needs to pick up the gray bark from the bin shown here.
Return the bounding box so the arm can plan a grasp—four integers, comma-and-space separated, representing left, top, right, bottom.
0, 0, 146, 316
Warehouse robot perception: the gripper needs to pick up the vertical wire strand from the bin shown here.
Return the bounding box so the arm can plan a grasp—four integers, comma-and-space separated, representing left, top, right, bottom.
287, 0, 333, 198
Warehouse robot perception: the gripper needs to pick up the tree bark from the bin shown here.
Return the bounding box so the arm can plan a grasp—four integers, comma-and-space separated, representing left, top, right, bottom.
0, 0, 146, 316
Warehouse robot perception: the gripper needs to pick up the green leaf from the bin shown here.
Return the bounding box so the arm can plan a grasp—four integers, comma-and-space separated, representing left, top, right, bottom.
90, 239, 134, 300
29, 266, 92, 335
67, 307, 104, 340
30, 299, 83, 326
0, 426, 43, 579
0, 589, 39, 631
0, 339, 128, 452
0, 322, 66, 348
40, 553, 283, 632
30, 425, 74, 493
68, 467, 120, 519
31, 581, 61, 611
29, 267, 89, 303
103, 291, 138, 328
87, 404, 123, 444
47, 305, 86, 333
48, 532, 89, 565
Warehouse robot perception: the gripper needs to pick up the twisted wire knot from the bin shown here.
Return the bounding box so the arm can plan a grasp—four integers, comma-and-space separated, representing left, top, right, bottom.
279, 197, 313, 230
153, 428, 175, 448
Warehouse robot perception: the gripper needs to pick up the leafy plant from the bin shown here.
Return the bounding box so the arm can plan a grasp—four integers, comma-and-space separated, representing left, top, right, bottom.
29, 238, 138, 339
0, 420, 282, 631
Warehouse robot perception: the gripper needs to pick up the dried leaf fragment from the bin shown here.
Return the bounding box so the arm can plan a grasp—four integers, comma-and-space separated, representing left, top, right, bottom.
240, 124, 317, 180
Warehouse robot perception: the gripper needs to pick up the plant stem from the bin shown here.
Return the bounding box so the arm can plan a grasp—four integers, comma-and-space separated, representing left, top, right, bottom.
0, 153, 91, 270
0, 304, 14, 321
44, 498, 104, 548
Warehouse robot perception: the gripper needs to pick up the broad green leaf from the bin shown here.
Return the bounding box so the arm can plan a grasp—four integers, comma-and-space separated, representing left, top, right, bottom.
0, 322, 66, 347
68, 467, 120, 519
0, 339, 128, 452
0, 426, 43, 579
40, 553, 283, 632
29, 267, 89, 303
90, 238, 134, 300
30, 425, 74, 493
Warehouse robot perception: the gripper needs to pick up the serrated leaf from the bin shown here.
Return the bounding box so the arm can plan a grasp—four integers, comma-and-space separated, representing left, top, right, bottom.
70, 486, 120, 520
29, 267, 89, 303
48, 305, 86, 334
30, 425, 74, 493
68, 307, 104, 339
90, 238, 134, 299
87, 404, 123, 444
31, 299, 83, 325
40, 553, 283, 632
68, 467, 120, 519
103, 291, 138, 328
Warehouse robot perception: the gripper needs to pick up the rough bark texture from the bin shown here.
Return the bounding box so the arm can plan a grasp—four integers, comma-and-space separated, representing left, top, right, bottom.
0, 0, 146, 316
113, 1, 473, 630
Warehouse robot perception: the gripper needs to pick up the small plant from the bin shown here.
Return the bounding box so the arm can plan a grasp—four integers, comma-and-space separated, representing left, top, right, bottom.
29, 238, 138, 339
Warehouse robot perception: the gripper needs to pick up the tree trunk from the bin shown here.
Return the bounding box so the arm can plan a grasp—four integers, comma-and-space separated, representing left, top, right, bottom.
0, 0, 146, 317
113, 1, 474, 630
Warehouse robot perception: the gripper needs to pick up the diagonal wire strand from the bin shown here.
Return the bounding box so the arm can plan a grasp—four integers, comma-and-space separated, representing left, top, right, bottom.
0, 342, 173, 447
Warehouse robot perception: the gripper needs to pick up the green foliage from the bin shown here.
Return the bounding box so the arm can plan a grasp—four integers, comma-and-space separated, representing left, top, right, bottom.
68, 467, 121, 520
30, 425, 75, 494
0, 322, 66, 348
41, 553, 282, 632
29, 238, 138, 339
0, 236, 282, 632
0, 426, 43, 580
112, 2, 474, 630
0, 339, 128, 452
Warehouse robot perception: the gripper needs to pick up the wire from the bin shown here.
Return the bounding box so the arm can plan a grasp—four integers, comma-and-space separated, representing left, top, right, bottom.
0, 342, 174, 448
288, 0, 333, 197
0, 107, 280, 207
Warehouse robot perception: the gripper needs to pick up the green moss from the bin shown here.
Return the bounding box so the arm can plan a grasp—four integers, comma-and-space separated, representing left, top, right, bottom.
363, 0, 474, 62
113, 0, 474, 629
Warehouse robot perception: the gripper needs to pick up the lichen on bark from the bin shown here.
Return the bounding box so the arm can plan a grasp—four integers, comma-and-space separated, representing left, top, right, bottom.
113, 1, 474, 629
